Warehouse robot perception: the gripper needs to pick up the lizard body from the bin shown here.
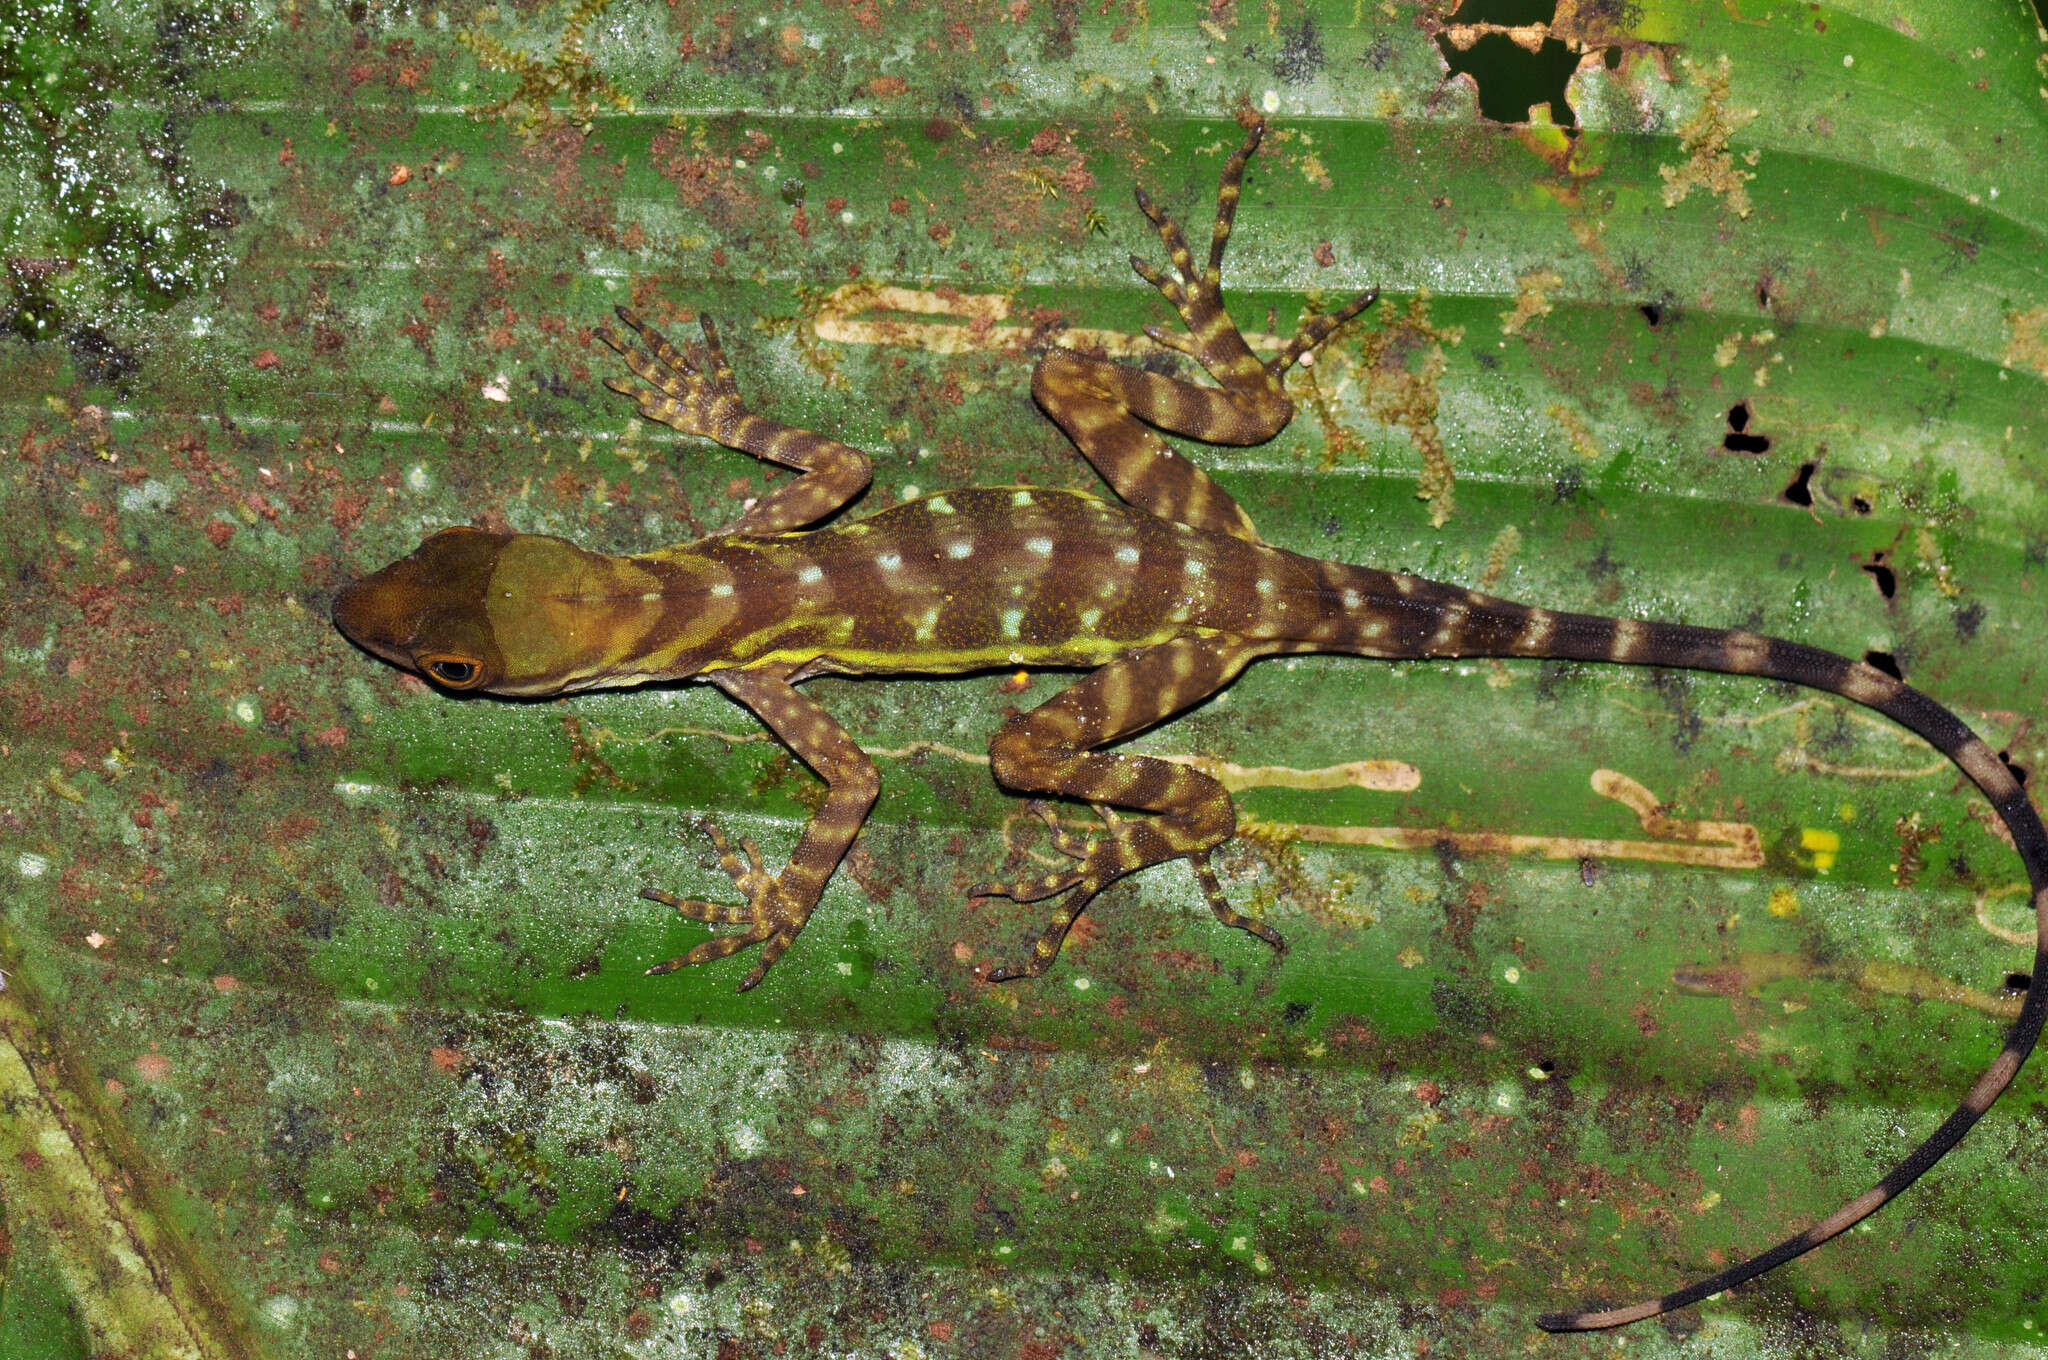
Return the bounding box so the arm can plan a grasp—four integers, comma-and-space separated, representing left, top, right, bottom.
334, 120, 2048, 1334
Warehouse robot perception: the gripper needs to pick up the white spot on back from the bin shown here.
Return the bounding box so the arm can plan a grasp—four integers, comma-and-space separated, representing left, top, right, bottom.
1184, 558, 1205, 575
1341, 588, 1361, 609
797, 564, 824, 584
928, 495, 955, 515
1255, 579, 1275, 595
877, 552, 902, 571
947, 540, 974, 559
1025, 536, 1054, 556
912, 607, 939, 641
1079, 607, 1102, 629
710, 582, 735, 598
1000, 608, 1023, 637
1011, 490, 1034, 507
1115, 545, 1140, 564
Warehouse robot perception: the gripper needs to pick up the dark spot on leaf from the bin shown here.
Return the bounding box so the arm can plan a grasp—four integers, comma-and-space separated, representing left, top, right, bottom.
67, 325, 140, 385
1281, 1001, 1312, 1025
1953, 602, 1985, 639
1274, 16, 1326, 85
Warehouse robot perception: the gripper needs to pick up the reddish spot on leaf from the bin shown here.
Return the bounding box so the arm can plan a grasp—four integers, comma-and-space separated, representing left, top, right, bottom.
252, 348, 280, 369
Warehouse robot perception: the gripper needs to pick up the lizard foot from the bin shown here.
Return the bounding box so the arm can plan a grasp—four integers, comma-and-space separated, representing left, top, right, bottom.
597, 309, 748, 443
968, 802, 1117, 981
1190, 851, 1285, 952
970, 805, 1283, 980
640, 817, 811, 991
1128, 117, 1376, 388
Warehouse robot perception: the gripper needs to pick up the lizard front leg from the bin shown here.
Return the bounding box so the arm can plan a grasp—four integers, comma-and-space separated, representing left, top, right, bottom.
641, 665, 879, 990
971, 635, 1282, 980
599, 309, 873, 534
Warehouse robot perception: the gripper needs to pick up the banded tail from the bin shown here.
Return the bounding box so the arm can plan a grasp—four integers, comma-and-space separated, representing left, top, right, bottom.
1342, 574, 2048, 1331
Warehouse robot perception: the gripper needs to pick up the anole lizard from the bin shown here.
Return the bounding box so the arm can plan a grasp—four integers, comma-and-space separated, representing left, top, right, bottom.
333, 118, 2048, 1333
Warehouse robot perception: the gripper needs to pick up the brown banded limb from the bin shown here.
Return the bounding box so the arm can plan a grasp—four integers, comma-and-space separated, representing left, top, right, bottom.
640, 665, 879, 990
1031, 118, 1376, 544
971, 635, 1285, 980
599, 308, 873, 534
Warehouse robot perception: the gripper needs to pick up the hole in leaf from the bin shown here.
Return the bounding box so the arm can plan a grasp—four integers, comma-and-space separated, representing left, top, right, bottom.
1861, 555, 1897, 600
1535, 1057, 1556, 1073
1782, 461, 1817, 507
1862, 650, 1902, 680
1849, 494, 1874, 515
1638, 301, 1664, 327
1433, 7, 1589, 129
1999, 751, 2029, 787
1722, 401, 1771, 453
2005, 972, 2031, 993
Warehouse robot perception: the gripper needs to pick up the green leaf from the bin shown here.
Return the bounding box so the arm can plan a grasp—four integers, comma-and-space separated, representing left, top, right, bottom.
3, 0, 2047, 1354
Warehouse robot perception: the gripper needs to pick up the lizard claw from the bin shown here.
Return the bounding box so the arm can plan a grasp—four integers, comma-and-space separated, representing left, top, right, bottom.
639, 818, 811, 990
600, 310, 747, 441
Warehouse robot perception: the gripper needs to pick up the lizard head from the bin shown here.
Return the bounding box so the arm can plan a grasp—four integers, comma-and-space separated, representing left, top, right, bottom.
333, 526, 516, 692
336, 528, 731, 697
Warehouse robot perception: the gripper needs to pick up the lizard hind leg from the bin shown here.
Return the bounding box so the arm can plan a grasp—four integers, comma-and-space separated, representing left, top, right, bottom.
972, 638, 1284, 981
1029, 117, 1376, 544
1127, 116, 1379, 418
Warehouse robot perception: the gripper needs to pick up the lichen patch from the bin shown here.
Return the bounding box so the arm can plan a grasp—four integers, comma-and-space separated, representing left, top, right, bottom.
2004, 304, 2048, 379
1659, 55, 1756, 218
1345, 292, 1466, 527
1500, 267, 1562, 336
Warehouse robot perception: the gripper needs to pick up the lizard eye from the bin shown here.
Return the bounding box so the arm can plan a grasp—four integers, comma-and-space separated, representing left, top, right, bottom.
419, 653, 486, 689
